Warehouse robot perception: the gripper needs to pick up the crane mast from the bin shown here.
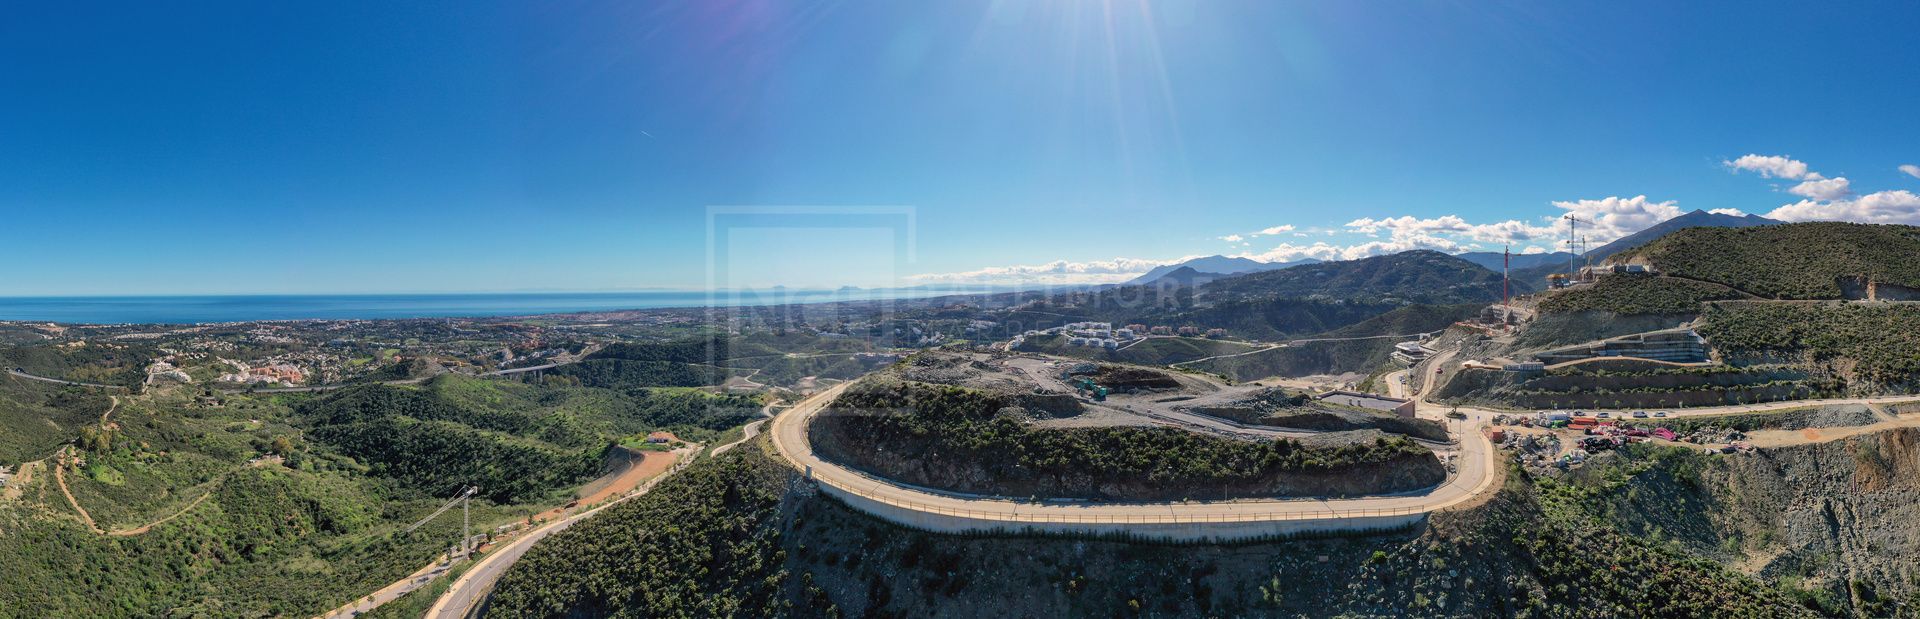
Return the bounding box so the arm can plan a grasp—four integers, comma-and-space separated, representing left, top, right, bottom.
404, 485, 480, 561
1562, 214, 1595, 282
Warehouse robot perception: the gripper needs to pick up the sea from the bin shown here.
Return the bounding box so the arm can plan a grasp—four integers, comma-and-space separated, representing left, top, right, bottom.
0, 289, 981, 325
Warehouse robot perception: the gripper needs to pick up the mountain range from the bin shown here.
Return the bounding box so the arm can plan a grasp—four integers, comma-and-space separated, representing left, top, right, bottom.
1454, 251, 1578, 272
1123, 256, 1321, 286
1127, 210, 1777, 290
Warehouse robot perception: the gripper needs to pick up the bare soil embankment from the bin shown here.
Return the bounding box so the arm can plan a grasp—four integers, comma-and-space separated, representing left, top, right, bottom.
1179, 387, 1448, 441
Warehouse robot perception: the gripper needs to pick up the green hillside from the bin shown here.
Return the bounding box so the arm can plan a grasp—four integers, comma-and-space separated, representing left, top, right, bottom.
1201, 250, 1519, 304
1015, 334, 1262, 365
0, 385, 554, 616
486, 437, 1817, 618
1620, 222, 1920, 299
0, 376, 110, 462
296, 376, 760, 502
1005, 283, 1408, 342
1187, 304, 1479, 380
1535, 273, 1748, 315
0, 371, 765, 616
1146, 297, 1410, 341
1697, 301, 1920, 390
1, 343, 155, 388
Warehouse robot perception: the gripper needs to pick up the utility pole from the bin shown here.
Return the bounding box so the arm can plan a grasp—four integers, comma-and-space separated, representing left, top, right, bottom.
462, 491, 471, 560
1502, 245, 1511, 326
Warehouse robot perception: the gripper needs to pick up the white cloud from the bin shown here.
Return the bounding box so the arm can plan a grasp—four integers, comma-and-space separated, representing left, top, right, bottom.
1787, 177, 1852, 201
1219, 224, 1299, 243
1548, 195, 1685, 246
1708, 208, 1747, 217
1766, 190, 1920, 225
1717, 155, 1920, 224
1237, 196, 1678, 266
905, 256, 1198, 285
1342, 215, 1555, 246
1725, 154, 1822, 180
1235, 233, 1470, 263
1236, 242, 1344, 263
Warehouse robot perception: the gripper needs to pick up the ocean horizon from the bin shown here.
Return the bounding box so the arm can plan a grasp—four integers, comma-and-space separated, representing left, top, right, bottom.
0, 289, 979, 325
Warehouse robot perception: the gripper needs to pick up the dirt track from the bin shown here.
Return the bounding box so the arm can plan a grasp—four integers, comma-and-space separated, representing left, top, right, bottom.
578, 450, 676, 505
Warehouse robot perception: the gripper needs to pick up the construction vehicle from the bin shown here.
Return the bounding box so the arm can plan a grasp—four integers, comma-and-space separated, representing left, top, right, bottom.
1070, 376, 1109, 401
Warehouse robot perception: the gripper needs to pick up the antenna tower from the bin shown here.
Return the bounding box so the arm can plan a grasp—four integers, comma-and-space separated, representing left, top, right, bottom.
1562, 214, 1595, 281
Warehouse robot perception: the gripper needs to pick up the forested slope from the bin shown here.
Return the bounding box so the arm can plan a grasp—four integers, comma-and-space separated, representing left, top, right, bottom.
1200, 250, 1519, 304
295, 376, 760, 502
484, 438, 1821, 618
1698, 301, 1920, 391
1535, 273, 1748, 315
1620, 222, 1920, 299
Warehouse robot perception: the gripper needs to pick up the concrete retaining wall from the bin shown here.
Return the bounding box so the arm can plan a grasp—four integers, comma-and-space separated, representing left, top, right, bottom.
814, 482, 1427, 543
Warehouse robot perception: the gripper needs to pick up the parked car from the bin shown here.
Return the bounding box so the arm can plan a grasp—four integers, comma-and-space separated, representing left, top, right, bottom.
1597, 412, 1611, 419
1653, 411, 1668, 418
1632, 411, 1649, 419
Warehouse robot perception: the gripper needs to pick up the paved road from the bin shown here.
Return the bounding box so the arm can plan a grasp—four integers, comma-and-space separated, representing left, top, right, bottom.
316, 554, 464, 619
423, 446, 697, 619
424, 425, 763, 619
487, 363, 558, 376
770, 382, 1500, 528
770, 350, 1920, 534
6, 368, 127, 390
1383, 368, 1411, 399
711, 403, 778, 457
1168, 344, 1284, 367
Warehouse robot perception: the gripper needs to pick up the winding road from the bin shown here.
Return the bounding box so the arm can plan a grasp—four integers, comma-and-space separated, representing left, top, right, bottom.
770, 382, 1501, 539
770, 348, 1920, 540
418, 410, 776, 619
419, 447, 697, 619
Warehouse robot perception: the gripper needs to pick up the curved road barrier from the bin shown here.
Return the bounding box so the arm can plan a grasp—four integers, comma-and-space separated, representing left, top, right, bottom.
770, 383, 1502, 542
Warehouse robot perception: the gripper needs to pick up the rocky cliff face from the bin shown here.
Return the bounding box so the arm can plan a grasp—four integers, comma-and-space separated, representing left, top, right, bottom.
1576, 427, 1920, 614
1710, 427, 1920, 605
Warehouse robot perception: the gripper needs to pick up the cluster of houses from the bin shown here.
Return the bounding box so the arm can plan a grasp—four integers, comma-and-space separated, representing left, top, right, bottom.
1009, 322, 1136, 350
218, 360, 308, 387
1008, 321, 1231, 350
144, 359, 194, 384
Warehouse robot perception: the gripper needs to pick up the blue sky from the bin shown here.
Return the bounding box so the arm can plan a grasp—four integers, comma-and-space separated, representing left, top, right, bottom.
4, 1, 1919, 294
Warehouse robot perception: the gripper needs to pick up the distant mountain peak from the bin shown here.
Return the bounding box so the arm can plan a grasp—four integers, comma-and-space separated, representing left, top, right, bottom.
1585, 210, 1780, 261
1123, 255, 1321, 286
